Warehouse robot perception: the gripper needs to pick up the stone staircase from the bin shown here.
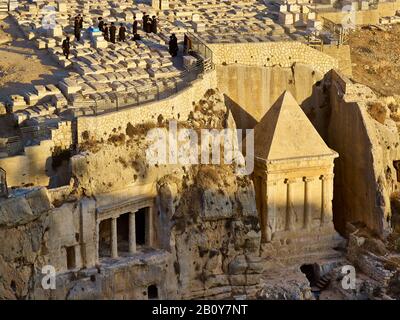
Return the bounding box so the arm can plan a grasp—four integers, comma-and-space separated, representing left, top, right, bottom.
311, 271, 333, 293
263, 224, 347, 266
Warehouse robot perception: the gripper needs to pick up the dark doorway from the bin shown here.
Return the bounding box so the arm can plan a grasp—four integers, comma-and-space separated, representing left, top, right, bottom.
99, 219, 111, 257
117, 213, 129, 253
300, 263, 319, 286
393, 161, 400, 182
66, 246, 76, 269
148, 284, 158, 299
136, 207, 147, 246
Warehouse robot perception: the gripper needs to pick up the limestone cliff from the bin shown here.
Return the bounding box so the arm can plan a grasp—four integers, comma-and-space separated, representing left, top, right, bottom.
0, 89, 264, 299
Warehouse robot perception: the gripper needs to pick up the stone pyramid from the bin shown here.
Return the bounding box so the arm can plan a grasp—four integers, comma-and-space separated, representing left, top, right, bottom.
253, 90, 334, 161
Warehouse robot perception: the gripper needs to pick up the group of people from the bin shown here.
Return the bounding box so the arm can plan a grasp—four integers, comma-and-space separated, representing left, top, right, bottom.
62, 13, 179, 61
74, 14, 83, 41
98, 18, 126, 43
142, 13, 158, 34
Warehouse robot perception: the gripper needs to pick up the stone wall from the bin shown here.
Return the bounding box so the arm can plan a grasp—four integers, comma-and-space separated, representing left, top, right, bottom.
322, 45, 352, 78
317, 8, 380, 25
0, 120, 73, 188
215, 63, 329, 135
209, 42, 339, 137
316, 0, 400, 25
207, 42, 338, 74
0, 140, 54, 187
51, 121, 73, 151
76, 71, 217, 143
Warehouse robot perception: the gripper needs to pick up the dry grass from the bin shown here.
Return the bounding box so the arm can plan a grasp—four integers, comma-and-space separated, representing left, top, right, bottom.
367, 102, 387, 124
107, 133, 126, 146
349, 25, 400, 96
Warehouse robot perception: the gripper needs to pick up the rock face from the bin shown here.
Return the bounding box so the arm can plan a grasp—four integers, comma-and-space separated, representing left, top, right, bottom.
328, 70, 400, 236
0, 188, 52, 299
0, 89, 264, 299
3, 70, 400, 300
158, 166, 263, 299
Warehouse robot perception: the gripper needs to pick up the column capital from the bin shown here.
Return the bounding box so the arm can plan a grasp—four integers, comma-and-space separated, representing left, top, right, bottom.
284, 178, 297, 184
320, 173, 334, 181
303, 176, 316, 182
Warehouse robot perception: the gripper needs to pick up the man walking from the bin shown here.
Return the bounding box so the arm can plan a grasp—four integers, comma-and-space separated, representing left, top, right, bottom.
74, 16, 80, 41
62, 36, 70, 59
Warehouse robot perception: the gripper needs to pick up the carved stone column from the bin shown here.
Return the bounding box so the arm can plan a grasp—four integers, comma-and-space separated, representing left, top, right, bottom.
111, 217, 118, 258
285, 178, 296, 231
95, 221, 100, 263
146, 206, 154, 247
129, 212, 136, 254
265, 180, 277, 242
303, 177, 314, 230
320, 174, 334, 225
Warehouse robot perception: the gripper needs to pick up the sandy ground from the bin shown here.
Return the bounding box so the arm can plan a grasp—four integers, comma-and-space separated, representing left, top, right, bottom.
349, 24, 400, 97
0, 16, 69, 103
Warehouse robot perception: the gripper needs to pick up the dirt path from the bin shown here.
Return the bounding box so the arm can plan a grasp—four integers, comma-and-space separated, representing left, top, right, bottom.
0, 16, 69, 103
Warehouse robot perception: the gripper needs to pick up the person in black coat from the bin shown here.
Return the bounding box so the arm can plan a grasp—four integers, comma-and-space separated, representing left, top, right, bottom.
118, 23, 126, 42
62, 36, 70, 59
109, 22, 116, 44
74, 16, 80, 41
98, 17, 104, 32
132, 16, 138, 34
78, 14, 83, 30
151, 15, 157, 34
142, 12, 148, 31
103, 23, 109, 41
145, 17, 152, 33
169, 33, 178, 57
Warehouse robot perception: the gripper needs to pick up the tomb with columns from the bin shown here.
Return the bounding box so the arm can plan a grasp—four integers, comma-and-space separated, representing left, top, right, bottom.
252, 91, 342, 264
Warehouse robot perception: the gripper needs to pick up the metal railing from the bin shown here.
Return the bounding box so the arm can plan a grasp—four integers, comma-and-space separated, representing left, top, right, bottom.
306, 34, 324, 51
185, 31, 214, 68
322, 17, 351, 46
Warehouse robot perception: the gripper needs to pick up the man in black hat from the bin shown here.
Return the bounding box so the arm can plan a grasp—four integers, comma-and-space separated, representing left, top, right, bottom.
151, 15, 157, 34
103, 23, 109, 41
74, 16, 80, 41
169, 33, 178, 57
62, 36, 70, 59
118, 23, 126, 42
132, 15, 138, 34
98, 17, 104, 32
142, 12, 148, 31
110, 22, 116, 44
